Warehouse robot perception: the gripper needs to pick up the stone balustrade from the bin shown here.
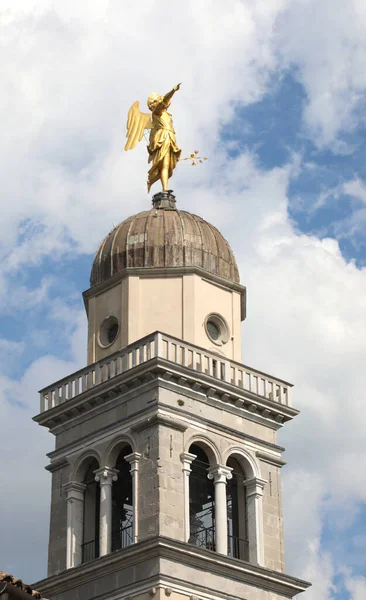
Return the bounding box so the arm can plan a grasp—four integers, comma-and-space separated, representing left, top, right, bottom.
39, 331, 292, 412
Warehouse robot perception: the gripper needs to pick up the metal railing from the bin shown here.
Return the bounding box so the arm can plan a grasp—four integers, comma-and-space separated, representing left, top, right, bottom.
39, 331, 292, 412
111, 524, 134, 552
189, 525, 215, 551
227, 534, 249, 561
81, 539, 97, 563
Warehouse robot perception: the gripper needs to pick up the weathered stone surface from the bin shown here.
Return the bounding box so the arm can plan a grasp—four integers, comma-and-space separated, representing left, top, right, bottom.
34, 537, 310, 600
90, 209, 240, 286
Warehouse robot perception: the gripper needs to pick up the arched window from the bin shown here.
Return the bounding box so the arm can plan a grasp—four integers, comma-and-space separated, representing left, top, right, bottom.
112, 445, 133, 551
82, 458, 100, 563
226, 457, 248, 561
188, 444, 215, 551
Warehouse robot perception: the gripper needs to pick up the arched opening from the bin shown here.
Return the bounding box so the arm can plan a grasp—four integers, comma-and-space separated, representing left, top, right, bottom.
112, 445, 133, 551
188, 444, 215, 551
226, 456, 248, 561
82, 458, 100, 563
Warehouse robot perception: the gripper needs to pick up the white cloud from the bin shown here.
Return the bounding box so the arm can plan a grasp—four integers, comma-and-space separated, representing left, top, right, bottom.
344, 573, 366, 600
0, 310, 85, 580
277, 0, 366, 147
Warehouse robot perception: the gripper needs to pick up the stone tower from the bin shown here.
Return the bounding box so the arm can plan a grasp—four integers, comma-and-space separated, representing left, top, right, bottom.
34, 194, 310, 600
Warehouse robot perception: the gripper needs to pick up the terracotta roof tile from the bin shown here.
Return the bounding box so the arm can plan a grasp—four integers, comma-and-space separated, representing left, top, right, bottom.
0, 572, 47, 599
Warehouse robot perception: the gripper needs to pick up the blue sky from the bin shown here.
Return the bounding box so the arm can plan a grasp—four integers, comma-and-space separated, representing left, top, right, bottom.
1, 3, 366, 599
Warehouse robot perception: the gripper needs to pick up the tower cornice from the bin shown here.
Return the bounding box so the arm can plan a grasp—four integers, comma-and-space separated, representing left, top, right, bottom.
33, 536, 311, 600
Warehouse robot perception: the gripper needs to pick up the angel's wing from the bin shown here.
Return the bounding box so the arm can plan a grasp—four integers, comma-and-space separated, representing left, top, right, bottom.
124, 101, 152, 151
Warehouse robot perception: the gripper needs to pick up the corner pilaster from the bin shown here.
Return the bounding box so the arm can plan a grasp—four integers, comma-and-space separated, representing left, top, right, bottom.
64, 481, 86, 569
244, 476, 267, 565
180, 452, 196, 542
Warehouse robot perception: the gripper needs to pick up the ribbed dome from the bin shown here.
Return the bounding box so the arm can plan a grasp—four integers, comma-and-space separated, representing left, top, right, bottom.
90, 208, 240, 286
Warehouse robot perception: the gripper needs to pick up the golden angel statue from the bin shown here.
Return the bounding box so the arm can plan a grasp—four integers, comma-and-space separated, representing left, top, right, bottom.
125, 84, 182, 192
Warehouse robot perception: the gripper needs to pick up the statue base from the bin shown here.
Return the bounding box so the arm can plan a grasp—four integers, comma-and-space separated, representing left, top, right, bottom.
152, 190, 176, 210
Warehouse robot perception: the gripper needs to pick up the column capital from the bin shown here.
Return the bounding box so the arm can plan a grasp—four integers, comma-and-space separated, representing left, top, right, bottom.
94, 466, 119, 485
207, 464, 233, 484
63, 481, 86, 501
180, 452, 197, 472
244, 476, 267, 498
124, 452, 142, 472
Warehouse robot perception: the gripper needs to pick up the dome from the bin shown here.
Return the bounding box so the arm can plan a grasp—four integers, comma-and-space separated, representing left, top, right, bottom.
90, 208, 240, 286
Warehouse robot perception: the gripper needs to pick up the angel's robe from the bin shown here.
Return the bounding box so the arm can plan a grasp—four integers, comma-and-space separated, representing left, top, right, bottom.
147, 107, 181, 191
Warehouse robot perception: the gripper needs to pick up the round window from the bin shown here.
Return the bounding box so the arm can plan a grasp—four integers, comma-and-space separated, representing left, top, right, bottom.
204, 314, 229, 346
99, 316, 119, 347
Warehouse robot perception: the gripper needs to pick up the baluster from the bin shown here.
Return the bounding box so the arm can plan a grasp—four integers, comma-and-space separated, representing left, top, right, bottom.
277, 385, 282, 403
110, 360, 116, 379
67, 381, 72, 400
223, 360, 231, 383
82, 373, 88, 392
95, 364, 101, 385
40, 392, 46, 412
204, 355, 209, 375
274, 384, 279, 401
286, 386, 291, 407
61, 384, 67, 403
215, 360, 220, 379
155, 333, 161, 358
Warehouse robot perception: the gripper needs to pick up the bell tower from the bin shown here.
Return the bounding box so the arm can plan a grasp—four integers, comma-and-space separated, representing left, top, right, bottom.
33, 193, 310, 600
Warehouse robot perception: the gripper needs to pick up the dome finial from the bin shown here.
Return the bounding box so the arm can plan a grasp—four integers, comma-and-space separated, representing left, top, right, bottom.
152, 190, 176, 211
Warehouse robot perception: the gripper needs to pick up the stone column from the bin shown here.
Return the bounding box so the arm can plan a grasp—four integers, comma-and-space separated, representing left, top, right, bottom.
64, 481, 86, 569
180, 452, 196, 542
94, 467, 118, 556
208, 465, 233, 555
125, 452, 142, 543
244, 477, 266, 565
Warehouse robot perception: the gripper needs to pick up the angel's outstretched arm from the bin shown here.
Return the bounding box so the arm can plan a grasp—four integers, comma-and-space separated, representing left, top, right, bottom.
162, 83, 181, 107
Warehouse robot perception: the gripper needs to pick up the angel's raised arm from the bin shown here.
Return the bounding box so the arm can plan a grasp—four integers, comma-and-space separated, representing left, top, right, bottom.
124, 101, 152, 151
162, 83, 181, 107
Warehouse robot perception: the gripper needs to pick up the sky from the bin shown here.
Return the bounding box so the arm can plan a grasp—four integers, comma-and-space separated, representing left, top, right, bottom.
0, 1, 366, 599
